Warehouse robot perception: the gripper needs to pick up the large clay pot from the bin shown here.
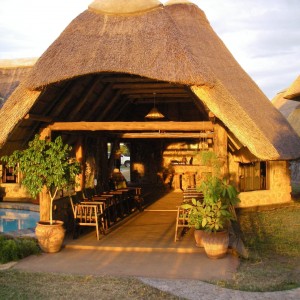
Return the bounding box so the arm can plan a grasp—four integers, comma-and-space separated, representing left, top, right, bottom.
194, 229, 206, 247
35, 220, 65, 253
202, 230, 229, 259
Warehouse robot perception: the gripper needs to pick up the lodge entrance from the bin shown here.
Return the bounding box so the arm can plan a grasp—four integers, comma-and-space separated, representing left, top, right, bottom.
12, 72, 228, 225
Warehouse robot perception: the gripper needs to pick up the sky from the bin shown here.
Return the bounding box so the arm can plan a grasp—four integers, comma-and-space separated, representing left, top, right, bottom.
0, 0, 299, 100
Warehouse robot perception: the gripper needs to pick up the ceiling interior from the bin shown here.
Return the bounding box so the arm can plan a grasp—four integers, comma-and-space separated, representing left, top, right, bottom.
11, 72, 212, 148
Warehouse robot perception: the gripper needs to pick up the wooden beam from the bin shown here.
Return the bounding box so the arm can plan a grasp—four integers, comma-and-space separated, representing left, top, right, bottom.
119, 132, 214, 139
126, 93, 189, 98
100, 76, 157, 83
121, 88, 185, 94
48, 121, 214, 131
132, 98, 192, 104
24, 114, 53, 123
112, 83, 179, 89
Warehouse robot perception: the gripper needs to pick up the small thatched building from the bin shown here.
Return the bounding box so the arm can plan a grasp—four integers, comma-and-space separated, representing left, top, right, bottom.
0, 58, 36, 108
272, 75, 300, 183
1, 0, 300, 210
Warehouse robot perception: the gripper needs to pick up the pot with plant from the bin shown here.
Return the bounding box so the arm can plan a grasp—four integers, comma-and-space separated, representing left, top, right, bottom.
182, 151, 240, 258
198, 175, 240, 258
1, 134, 80, 253
181, 198, 205, 247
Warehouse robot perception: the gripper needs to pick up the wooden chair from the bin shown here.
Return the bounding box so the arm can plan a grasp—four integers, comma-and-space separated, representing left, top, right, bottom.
70, 196, 105, 240
183, 187, 204, 203
174, 206, 191, 242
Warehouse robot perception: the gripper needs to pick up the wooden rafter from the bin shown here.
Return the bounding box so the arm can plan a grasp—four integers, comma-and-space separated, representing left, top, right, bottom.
126, 93, 189, 99
112, 83, 178, 89
67, 77, 104, 121
120, 88, 185, 94
47, 121, 213, 131
119, 132, 214, 139
97, 90, 122, 121
24, 114, 53, 123
84, 83, 113, 120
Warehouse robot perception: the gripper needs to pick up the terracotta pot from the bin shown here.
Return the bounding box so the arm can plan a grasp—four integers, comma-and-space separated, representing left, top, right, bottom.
201, 230, 229, 259
194, 229, 205, 247
35, 220, 65, 253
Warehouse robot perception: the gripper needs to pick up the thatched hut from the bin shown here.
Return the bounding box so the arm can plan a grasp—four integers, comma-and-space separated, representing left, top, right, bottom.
1, 0, 300, 210
272, 75, 300, 183
0, 58, 36, 108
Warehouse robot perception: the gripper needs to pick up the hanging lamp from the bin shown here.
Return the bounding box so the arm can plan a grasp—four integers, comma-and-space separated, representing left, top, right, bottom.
145, 92, 165, 119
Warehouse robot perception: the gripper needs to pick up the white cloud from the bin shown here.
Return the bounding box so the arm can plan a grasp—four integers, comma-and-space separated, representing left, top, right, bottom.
197, 0, 300, 98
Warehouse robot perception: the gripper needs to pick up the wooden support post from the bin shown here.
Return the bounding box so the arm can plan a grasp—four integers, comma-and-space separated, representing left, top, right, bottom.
213, 123, 228, 178
75, 136, 84, 192
39, 127, 51, 140
96, 136, 109, 193
38, 127, 52, 221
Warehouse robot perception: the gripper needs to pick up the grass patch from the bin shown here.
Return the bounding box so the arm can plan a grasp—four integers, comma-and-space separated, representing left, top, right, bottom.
0, 270, 182, 300
0, 236, 41, 264
209, 201, 300, 291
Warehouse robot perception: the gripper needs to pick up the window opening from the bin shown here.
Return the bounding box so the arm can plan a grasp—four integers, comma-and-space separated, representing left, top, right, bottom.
239, 161, 267, 192
1, 164, 17, 183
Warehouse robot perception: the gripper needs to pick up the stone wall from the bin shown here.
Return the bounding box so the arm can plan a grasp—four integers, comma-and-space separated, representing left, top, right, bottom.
1, 183, 32, 202
237, 161, 292, 207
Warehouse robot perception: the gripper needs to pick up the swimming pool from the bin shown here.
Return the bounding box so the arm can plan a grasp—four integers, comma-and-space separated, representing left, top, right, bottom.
0, 206, 40, 234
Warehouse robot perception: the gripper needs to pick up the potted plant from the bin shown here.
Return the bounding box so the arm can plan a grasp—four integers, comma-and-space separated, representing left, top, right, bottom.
1, 134, 80, 253
198, 175, 240, 258
182, 176, 239, 257
181, 198, 205, 247
182, 151, 240, 258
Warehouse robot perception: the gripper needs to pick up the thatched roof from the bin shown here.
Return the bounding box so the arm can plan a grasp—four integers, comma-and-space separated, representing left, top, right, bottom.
1, 0, 300, 160
0, 58, 36, 106
284, 76, 300, 101
272, 75, 300, 137
272, 89, 300, 118
288, 108, 300, 137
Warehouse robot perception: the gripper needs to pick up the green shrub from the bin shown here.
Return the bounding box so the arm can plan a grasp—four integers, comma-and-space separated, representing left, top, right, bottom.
0, 236, 41, 264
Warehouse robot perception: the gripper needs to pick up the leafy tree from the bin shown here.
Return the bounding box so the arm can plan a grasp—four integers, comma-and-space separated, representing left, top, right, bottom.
1, 135, 81, 224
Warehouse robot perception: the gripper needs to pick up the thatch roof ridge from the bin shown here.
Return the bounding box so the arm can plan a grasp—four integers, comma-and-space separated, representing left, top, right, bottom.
165, 0, 194, 5
88, 0, 163, 15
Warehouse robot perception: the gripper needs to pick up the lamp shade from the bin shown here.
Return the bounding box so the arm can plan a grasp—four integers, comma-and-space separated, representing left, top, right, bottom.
145, 107, 165, 119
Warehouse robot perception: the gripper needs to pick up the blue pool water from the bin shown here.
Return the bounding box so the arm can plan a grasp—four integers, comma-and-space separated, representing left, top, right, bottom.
0, 208, 40, 234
